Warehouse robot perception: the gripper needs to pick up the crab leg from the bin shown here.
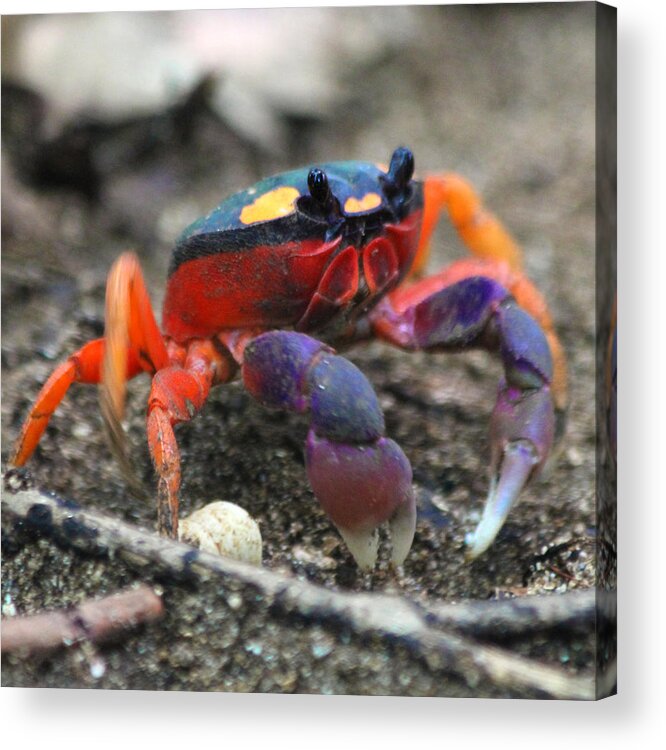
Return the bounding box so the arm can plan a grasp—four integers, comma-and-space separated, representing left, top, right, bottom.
241, 331, 416, 570
411, 173, 523, 278
100, 251, 170, 450
397, 257, 568, 415
370, 275, 555, 559
146, 339, 235, 537
11, 339, 144, 467
95, 251, 177, 490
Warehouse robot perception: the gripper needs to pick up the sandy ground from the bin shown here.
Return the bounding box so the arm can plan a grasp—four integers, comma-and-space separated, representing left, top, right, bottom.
1, 5, 609, 696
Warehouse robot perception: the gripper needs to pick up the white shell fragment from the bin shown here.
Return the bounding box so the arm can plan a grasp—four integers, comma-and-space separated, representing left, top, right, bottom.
179, 501, 262, 566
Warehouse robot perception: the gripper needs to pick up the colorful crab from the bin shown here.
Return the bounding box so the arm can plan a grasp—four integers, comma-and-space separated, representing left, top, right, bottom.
11, 147, 567, 569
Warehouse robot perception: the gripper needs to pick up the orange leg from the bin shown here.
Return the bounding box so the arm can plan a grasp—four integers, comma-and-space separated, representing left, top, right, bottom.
411, 173, 523, 277
146, 339, 236, 537
11, 338, 144, 467
98, 252, 171, 484
13, 251, 169, 479
389, 257, 567, 415
100, 252, 170, 424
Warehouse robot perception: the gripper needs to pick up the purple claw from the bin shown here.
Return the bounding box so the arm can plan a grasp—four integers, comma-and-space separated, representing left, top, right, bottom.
243, 331, 416, 569
370, 277, 559, 559
465, 383, 555, 559
305, 430, 415, 569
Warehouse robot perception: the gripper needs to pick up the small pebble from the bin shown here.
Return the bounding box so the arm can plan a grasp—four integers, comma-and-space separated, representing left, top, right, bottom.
90, 658, 107, 679
227, 592, 243, 610
179, 501, 262, 565
72, 422, 93, 439
566, 447, 584, 467
245, 641, 263, 656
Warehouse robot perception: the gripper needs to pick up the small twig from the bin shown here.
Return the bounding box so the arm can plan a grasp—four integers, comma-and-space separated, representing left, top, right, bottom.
546, 563, 577, 582
530, 540, 579, 563
523, 538, 592, 586
421, 588, 598, 639
1, 584, 163, 656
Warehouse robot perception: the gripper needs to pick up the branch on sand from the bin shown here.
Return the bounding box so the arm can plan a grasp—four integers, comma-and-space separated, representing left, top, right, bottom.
1, 584, 163, 656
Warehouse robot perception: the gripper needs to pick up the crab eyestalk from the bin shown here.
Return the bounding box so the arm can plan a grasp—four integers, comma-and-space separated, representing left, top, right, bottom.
242, 331, 416, 569
308, 168, 332, 207
386, 146, 415, 192
382, 147, 416, 218
306, 167, 341, 224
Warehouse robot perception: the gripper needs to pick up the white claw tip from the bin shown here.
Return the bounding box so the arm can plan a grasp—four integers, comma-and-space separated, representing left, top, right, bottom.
464, 484, 512, 561
464, 528, 495, 561
389, 495, 417, 566
337, 526, 379, 570
465, 442, 537, 561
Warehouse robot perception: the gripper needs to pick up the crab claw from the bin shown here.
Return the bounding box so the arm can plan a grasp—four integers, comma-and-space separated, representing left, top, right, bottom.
465, 383, 555, 559
305, 430, 416, 570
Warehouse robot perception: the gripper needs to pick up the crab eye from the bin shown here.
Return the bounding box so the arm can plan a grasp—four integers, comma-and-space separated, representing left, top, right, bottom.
308, 168, 331, 205
387, 147, 414, 189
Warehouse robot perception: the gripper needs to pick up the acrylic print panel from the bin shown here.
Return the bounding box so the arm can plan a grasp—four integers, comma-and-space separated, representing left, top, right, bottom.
1, 3, 616, 698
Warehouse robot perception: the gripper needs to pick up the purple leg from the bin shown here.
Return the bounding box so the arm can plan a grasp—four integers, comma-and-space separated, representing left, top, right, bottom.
241, 331, 416, 570
370, 276, 555, 559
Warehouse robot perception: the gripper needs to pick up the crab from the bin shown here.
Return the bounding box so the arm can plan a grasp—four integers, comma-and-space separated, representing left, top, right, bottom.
10, 147, 567, 570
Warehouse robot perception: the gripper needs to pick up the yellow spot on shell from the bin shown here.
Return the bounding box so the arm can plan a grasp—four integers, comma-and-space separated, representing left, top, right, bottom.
344, 192, 382, 214
240, 186, 300, 225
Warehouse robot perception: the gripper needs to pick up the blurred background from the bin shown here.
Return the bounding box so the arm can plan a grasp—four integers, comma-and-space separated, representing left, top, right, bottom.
1, 5, 604, 693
